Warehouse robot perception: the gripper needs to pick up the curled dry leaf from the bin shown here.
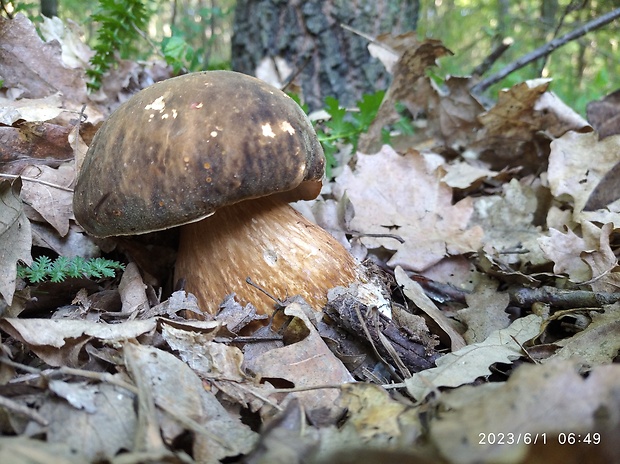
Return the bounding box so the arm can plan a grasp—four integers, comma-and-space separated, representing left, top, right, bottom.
0, 179, 32, 307
0, 318, 157, 366
335, 146, 483, 271
20, 163, 74, 237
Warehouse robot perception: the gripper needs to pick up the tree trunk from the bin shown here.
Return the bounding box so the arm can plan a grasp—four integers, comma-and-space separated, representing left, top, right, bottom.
232, 0, 419, 111
40, 0, 58, 17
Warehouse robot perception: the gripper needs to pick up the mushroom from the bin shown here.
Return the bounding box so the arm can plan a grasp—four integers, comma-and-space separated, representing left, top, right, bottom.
73, 71, 359, 314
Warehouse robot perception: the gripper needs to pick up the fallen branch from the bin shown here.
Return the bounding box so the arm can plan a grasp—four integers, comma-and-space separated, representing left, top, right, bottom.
471, 8, 620, 94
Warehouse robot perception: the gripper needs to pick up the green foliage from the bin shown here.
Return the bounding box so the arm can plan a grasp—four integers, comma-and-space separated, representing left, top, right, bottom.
18, 256, 125, 284
417, 1, 619, 115
86, 0, 151, 90
315, 90, 385, 176
161, 35, 195, 74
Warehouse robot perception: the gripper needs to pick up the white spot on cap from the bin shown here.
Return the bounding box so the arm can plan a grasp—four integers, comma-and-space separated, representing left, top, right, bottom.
211, 131, 218, 137
172, 109, 178, 118
262, 123, 276, 138
145, 96, 165, 112
280, 121, 295, 135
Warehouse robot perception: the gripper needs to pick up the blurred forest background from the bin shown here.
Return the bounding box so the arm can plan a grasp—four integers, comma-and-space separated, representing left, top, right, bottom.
3, 0, 619, 114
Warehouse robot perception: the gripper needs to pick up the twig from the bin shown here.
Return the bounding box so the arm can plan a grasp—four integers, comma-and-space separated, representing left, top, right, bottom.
471, 37, 513, 77
471, 8, 620, 94
510, 286, 620, 309
0, 173, 74, 192
0, 394, 48, 426
0, 0, 13, 19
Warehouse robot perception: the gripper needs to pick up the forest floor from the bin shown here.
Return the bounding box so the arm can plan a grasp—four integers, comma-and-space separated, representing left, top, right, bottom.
1, 13, 619, 464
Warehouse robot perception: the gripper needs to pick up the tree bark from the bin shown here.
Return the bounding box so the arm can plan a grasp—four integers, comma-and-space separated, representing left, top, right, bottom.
40, 0, 58, 17
232, 0, 419, 110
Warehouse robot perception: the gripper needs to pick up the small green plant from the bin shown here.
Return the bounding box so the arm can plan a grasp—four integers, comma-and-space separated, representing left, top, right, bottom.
314, 90, 385, 176
86, 0, 152, 90
18, 256, 125, 284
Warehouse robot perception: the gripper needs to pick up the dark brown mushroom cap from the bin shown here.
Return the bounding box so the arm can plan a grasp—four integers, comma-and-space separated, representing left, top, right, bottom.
73, 71, 325, 237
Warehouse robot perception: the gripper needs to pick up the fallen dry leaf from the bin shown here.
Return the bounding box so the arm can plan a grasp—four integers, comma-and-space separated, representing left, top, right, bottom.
405, 314, 543, 401
0, 179, 32, 307
395, 266, 466, 351
335, 146, 483, 271
430, 361, 620, 464
472, 178, 548, 266
548, 131, 620, 223
19, 163, 74, 237
246, 301, 354, 419
456, 275, 510, 344
547, 303, 620, 365
586, 88, 620, 139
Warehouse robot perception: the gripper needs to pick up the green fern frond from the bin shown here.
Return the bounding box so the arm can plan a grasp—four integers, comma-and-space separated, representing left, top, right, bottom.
18, 256, 125, 284
86, 0, 152, 91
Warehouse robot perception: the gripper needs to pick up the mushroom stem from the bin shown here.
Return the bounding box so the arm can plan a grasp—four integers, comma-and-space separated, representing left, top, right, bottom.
175, 196, 359, 315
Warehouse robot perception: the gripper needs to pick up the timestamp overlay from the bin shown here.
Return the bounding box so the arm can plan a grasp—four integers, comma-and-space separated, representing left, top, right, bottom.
478, 431, 602, 446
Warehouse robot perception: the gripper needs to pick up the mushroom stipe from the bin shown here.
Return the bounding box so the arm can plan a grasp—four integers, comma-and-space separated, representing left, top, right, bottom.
73, 70, 360, 315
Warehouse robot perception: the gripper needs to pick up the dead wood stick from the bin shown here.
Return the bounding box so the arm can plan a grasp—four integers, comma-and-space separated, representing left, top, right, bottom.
472, 37, 514, 78
324, 293, 440, 374
471, 8, 620, 94
510, 286, 620, 309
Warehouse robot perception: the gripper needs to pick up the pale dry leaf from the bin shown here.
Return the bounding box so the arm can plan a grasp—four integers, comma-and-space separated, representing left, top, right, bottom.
360, 38, 452, 152
395, 266, 466, 351
430, 361, 620, 464
38, 16, 94, 69
548, 131, 620, 223
368, 31, 420, 73
117, 262, 149, 314
580, 222, 618, 289
247, 301, 354, 416
456, 276, 510, 344
31, 222, 100, 259
49, 380, 98, 413
538, 226, 591, 282
404, 314, 543, 401
20, 163, 74, 237
123, 343, 257, 461
0, 14, 88, 104
539, 221, 617, 285
0, 93, 63, 125
442, 161, 499, 190
338, 383, 418, 441
0, 179, 32, 306
419, 255, 482, 294
335, 146, 483, 271
41, 383, 137, 462
548, 304, 620, 365
472, 178, 546, 265
0, 318, 156, 366
0, 436, 88, 463
161, 322, 246, 382
533, 91, 589, 137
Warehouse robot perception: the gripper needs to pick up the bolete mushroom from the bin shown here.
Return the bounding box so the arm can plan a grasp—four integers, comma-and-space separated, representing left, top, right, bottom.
73, 71, 359, 314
